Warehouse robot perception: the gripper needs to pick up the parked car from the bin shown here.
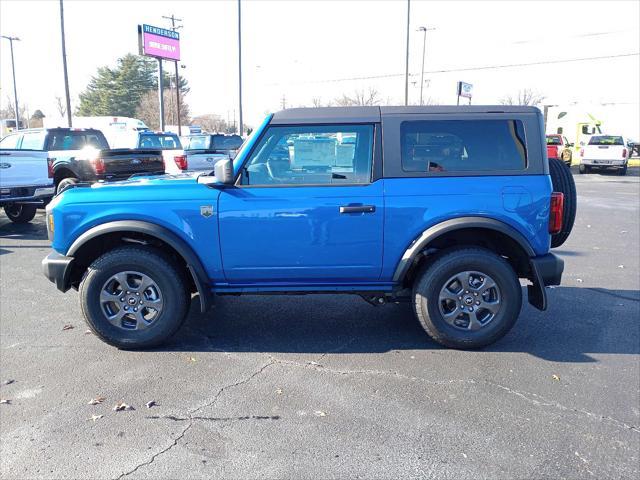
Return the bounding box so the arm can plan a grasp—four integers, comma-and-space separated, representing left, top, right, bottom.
135, 131, 186, 174
181, 134, 244, 173
579, 134, 631, 175
42, 106, 576, 350
546, 134, 573, 166
0, 132, 54, 223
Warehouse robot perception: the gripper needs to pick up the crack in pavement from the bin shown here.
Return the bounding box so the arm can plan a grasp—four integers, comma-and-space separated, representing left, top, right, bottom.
269, 356, 640, 434
114, 359, 275, 479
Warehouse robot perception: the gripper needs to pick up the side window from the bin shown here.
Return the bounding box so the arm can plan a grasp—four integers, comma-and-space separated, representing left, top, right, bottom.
0, 134, 21, 149
400, 120, 527, 173
20, 132, 46, 150
241, 124, 373, 186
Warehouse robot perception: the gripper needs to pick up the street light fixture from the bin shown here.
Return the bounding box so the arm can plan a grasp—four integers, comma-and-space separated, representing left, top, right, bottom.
1, 35, 21, 130
417, 26, 435, 106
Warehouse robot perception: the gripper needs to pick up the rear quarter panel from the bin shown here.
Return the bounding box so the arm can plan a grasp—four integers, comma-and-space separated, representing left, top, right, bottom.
381, 175, 552, 280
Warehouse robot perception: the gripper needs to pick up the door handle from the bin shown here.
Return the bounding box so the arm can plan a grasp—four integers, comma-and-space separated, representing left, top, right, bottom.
0, 163, 11, 169
339, 205, 376, 214
0, 152, 10, 156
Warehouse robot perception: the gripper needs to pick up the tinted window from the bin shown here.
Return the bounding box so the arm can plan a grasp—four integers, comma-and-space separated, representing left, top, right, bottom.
20, 132, 46, 150
0, 134, 21, 149
546, 136, 562, 145
241, 124, 373, 186
48, 131, 108, 151
401, 120, 527, 172
588, 135, 623, 146
138, 134, 182, 150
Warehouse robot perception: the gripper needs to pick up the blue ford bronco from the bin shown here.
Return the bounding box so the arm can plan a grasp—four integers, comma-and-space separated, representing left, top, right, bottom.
42, 106, 576, 350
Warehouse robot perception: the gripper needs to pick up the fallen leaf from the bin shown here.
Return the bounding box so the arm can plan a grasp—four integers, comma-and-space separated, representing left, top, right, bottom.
552, 374, 560, 381
88, 396, 106, 405
62, 324, 74, 331
113, 402, 134, 411
314, 410, 327, 417
592, 246, 600, 250
0, 399, 10, 404
620, 230, 628, 234
576, 278, 583, 283
84, 330, 93, 335
586, 224, 591, 228
618, 265, 625, 269
462, 453, 468, 458
187, 356, 197, 363
145, 401, 156, 409
90, 414, 104, 421
276, 388, 283, 395
308, 361, 320, 366
1, 379, 15, 386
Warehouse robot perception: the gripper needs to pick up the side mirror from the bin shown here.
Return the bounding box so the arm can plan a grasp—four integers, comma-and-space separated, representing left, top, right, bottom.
213, 158, 234, 185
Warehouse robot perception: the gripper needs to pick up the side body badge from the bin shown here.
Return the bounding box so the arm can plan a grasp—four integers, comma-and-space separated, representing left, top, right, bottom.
200, 205, 213, 218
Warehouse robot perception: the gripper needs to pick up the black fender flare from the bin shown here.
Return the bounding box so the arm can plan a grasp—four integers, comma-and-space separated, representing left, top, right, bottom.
67, 220, 212, 312
392, 217, 536, 283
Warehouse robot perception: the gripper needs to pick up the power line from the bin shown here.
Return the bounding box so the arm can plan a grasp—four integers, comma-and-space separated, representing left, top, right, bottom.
271, 52, 639, 86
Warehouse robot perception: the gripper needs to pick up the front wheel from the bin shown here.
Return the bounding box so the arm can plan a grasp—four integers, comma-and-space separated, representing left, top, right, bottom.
56, 177, 78, 195
4, 203, 37, 223
79, 246, 190, 349
413, 247, 522, 349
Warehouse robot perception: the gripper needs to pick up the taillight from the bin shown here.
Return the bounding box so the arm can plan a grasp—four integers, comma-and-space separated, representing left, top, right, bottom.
91, 158, 105, 175
622, 148, 627, 158
47, 158, 54, 178
549, 192, 564, 235
174, 155, 188, 170
580, 148, 584, 157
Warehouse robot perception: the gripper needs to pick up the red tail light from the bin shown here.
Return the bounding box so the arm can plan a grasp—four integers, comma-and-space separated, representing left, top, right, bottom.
580, 148, 584, 157
47, 158, 54, 178
622, 148, 627, 158
174, 155, 188, 170
91, 158, 105, 175
549, 192, 564, 235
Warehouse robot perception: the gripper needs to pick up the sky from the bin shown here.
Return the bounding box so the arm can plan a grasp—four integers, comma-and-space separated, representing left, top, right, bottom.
0, 0, 639, 134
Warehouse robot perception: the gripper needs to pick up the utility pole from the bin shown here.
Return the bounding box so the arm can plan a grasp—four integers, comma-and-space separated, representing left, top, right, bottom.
404, 0, 410, 106
162, 14, 183, 135
1, 35, 20, 130
59, 0, 72, 127
157, 59, 165, 131
237, 0, 244, 137
417, 26, 435, 106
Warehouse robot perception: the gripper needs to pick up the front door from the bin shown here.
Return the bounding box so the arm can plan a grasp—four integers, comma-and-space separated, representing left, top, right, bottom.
218, 123, 383, 284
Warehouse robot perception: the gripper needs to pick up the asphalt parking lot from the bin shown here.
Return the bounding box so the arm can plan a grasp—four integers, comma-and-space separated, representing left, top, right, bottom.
1, 168, 638, 479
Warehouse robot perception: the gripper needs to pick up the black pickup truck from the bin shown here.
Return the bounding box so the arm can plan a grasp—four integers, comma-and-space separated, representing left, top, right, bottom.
10, 128, 166, 194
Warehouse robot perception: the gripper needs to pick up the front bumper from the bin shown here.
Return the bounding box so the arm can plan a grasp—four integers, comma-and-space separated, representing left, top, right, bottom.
42, 251, 74, 292
527, 253, 564, 311
0, 185, 55, 204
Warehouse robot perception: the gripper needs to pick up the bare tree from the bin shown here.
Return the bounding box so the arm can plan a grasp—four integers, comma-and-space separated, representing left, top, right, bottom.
1, 96, 27, 121
55, 96, 67, 118
135, 89, 190, 130
334, 88, 381, 106
500, 88, 546, 106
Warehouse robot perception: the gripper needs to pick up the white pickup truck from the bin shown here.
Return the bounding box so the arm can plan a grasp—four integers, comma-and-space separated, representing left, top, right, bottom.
579, 135, 633, 175
0, 132, 54, 223
182, 134, 244, 172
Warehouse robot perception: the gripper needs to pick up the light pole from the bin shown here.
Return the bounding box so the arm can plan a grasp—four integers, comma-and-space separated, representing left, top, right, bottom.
237, 0, 243, 136
417, 26, 435, 106
404, 0, 410, 106
1, 35, 20, 130
59, 0, 72, 127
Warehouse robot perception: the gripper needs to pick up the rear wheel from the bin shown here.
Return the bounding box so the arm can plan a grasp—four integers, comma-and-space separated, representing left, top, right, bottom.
413, 247, 522, 349
79, 246, 190, 349
4, 203, 37, 224
619, 165, 628, 176
579, 164, 590, 174
56, 177, 78, 195
549, 157, 577, 248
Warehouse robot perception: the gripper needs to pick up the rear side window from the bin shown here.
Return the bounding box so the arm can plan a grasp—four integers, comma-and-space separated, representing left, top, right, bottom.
20, 132, 46, 150
48, 131, 109, 151
0, 134, 21, 149
401, 120, 527, 173
588, 136, 623, 146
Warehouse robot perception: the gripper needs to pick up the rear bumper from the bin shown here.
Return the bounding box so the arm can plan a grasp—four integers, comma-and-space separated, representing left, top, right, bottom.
42, 251, 74, 292
527, 253, 564, 311
581, 159, 627, 167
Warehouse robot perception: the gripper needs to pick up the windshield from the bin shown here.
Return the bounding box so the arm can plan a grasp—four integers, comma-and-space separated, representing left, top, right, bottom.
212, 134, 243, 151
183, 135, 209, 150
138, 133, 182, 150
48, 130, 109, 151
546, 136, 562, 145
232, 115, 272, 175
588, 136, 623, 146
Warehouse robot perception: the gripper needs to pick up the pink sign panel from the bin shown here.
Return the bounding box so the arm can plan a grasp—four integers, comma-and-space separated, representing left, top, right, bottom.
140, 25, 180, 61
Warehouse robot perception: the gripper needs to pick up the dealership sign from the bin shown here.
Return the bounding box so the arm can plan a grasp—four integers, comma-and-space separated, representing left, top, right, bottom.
457, 81, 473, 99
138, 24, 180, 61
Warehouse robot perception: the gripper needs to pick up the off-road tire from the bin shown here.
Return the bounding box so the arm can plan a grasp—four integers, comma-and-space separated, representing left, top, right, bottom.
79, 246, 190, 349
4, 203, 37, 224
549, 157, 577, 248
56, 177, 78, 195
413, 247, 522, 349
579, 164, 590, 174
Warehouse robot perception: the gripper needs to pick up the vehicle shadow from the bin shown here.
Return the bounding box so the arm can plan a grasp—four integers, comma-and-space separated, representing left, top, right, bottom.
0, 215, 48, 241
161, 286, 640, 363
